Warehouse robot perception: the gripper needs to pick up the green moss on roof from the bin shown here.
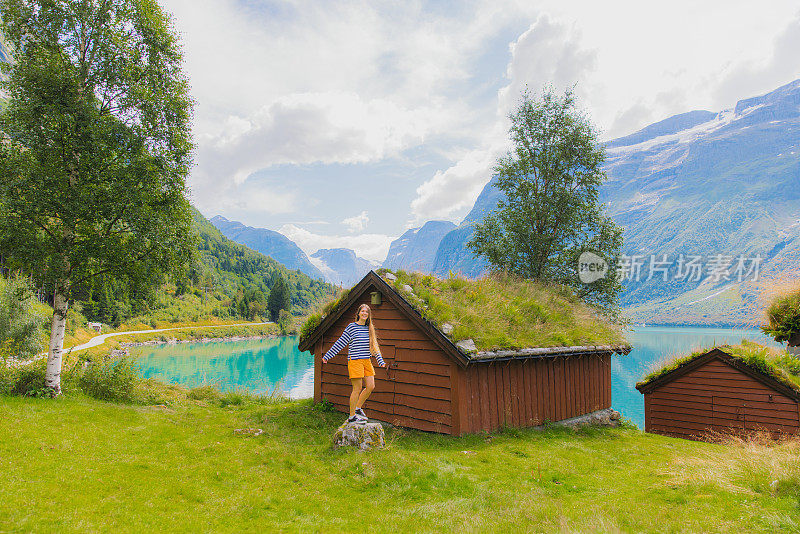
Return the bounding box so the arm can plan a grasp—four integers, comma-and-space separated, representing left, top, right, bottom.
379, 269, 625, 352
637, 341, 800, 392
299, 269, 628, 352
298, 288, 350, 347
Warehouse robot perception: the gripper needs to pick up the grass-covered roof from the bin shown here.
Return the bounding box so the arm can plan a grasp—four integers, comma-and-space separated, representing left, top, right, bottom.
300, 269, 627, 354
637, 341, 800, 393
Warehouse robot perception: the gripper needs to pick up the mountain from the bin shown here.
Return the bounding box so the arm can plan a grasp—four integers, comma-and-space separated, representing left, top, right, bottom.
210, 216, 325, 281
383, 220, 456, 272
429, 176, 500, 277
193, 209, 336, 313
424, 79, 800, 324
602, 79, 800, 325
310, 248, 380, 287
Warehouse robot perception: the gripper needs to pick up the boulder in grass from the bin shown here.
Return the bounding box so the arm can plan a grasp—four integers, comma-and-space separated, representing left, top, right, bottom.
333, 421, 385, 450
552, 408, 622, 429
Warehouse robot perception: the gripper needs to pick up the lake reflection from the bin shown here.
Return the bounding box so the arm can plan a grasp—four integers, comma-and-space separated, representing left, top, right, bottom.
133, 336, 314, 399
133, 327, 785, 429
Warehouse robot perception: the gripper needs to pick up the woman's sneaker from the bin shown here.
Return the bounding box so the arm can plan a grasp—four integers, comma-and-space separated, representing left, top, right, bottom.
355, 407, 367, 420
347, 414, 367, 424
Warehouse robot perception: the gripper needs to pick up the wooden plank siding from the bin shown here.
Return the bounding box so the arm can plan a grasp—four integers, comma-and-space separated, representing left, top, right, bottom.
643, 358, 800, 441
453, 353, 612, 435
310, 280, 615, 435
315, 289, 455, 434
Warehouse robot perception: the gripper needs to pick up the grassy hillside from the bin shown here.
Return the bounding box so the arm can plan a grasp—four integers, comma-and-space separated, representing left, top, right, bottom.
66, 208, 337, 329
0, 394, 797, 532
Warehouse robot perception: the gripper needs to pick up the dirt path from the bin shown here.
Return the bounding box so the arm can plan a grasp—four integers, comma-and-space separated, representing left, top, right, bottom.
69, 322, 274, 352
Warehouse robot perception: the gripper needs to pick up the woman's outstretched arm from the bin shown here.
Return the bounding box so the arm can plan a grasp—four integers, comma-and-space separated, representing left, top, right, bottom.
322, 325, 353, 362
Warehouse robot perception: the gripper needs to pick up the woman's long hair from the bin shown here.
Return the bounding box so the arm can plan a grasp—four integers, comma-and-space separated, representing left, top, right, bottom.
355, 303, 381, 356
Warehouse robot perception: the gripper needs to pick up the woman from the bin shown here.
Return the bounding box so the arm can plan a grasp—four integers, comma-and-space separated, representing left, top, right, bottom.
321, 303, 385, 423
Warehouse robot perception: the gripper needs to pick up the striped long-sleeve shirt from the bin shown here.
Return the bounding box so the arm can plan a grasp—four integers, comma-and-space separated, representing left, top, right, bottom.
322, 322, 385, 366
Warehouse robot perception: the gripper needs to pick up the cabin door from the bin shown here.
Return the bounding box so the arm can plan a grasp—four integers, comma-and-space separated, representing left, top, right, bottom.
712, 396, 747, 433
369, 344, 396, 417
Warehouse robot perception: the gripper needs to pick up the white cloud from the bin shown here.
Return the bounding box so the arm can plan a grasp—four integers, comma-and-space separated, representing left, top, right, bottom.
410, 14, 598, 223
190, 176, 298, 220
161, 0, 800, 240
410, 149, 499, 223
497, 14, 598, 116
342, 211, 369, 233
711, 12, 800, 110
278, 224, 395, 263
196, 92, 441, 185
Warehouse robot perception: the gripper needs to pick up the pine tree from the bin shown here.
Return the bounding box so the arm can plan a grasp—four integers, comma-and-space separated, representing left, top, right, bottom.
267, 277, 291, 322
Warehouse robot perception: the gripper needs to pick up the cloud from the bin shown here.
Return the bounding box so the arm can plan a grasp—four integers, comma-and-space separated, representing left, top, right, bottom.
498, 14, 598, 116
278, 224, 395, 263
711, 12, 800, 110
342, 211, 369, 233
189, 91, 444, 209
409, 14, 599, 223
162, 0, 499, 213
190, 175, 299, 220
410, 149, 499, 223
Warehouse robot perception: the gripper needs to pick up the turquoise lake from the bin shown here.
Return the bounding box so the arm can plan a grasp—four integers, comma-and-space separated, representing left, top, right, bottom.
133, 326, 783, 429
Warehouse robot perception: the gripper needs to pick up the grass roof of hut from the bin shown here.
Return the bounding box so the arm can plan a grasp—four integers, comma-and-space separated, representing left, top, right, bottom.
299, 269, 627, 353
637, 341, 800, 392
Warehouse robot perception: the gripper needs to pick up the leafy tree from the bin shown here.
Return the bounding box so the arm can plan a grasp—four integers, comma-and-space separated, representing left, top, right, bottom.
0, 275, 44, 360
761, 286, 800, 345
267, 276, 291, 322
0, 0, 195, 393
467, 87, 623, 311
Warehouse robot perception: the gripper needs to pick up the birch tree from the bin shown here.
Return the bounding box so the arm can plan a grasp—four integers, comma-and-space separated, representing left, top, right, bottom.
467, 87, 624, 312
0, 0, 195, 393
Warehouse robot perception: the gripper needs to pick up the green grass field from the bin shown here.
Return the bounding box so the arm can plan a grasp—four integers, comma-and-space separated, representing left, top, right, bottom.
1, 394, 797, 532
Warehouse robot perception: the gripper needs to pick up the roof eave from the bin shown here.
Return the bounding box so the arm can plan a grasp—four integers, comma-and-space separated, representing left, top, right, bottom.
635, 347, 800, 401
468, 344, 631, 363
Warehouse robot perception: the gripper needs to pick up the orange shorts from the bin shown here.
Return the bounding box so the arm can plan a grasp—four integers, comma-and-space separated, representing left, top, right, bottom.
347, 358, 375, 379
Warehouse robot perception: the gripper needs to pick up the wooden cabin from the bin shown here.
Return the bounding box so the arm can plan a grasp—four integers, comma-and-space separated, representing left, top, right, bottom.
298, 270, 630, 435
636, 346, 800, 440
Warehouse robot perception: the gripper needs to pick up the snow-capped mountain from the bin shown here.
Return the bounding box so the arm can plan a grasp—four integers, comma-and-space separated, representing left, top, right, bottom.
311, 248, 380, 287
382, 220, 456, 272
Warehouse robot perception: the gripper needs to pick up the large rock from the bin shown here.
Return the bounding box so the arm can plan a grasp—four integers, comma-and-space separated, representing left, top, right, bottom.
333, 422, 385, 450
551, 408, 622, 429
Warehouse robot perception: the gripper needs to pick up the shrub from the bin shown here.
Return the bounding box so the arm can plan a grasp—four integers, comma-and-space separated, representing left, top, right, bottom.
278, 309, 294, 335
0, 275, 46, 360
188, 384, 221, 401
0, 359, 49, 397
762, 287, 800, 343
78, 356, 139, 403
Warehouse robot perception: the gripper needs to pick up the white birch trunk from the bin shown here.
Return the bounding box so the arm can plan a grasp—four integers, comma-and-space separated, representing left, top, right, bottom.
45, 282, 69, 394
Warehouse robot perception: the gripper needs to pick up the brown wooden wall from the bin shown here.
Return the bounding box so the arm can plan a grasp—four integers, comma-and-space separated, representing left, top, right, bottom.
644, 358, 800, 440
312, 282, 613, 436
453, 353, 611, 435
314, 285, 455, 434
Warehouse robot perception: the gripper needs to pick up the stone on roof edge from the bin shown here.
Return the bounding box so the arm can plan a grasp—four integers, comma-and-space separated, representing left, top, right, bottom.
470, 344, 631, 361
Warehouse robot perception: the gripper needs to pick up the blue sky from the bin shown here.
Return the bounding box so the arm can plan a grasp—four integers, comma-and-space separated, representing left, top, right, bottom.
160, 0, 800, 261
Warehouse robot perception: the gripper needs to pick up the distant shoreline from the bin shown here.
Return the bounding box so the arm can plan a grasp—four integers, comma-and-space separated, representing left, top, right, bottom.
122, 334, 288, 348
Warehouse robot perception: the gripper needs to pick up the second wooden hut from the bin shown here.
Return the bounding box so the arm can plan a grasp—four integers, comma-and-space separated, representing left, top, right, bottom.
636, 343, 800, 440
